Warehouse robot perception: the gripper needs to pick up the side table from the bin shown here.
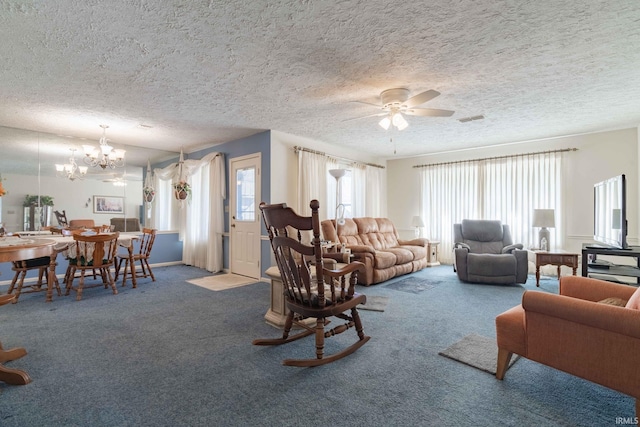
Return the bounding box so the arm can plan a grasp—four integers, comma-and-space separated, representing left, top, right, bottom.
427, 241, 440, 267
534, 250, 579, 287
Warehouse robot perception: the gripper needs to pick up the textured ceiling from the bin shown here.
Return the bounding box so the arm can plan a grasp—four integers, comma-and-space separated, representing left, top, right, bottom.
1, 0, 639, 162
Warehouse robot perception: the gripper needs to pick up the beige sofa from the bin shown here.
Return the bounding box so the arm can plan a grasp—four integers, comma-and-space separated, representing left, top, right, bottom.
321, 217, 428, 285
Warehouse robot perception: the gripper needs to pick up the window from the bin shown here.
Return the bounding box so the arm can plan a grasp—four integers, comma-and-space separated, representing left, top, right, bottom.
420, 152, 563, 264
235, 166, 256, 222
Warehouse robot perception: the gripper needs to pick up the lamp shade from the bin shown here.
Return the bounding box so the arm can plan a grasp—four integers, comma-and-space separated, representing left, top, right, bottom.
411, 216, 425, 228
532, 209, 555, 228
328, 169, 346, 180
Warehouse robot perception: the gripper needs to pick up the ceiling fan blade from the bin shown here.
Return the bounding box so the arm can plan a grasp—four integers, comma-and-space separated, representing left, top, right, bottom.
342, 112, 388, 122
404, 108, 454, 117
350, 100, 383, 108
404, 90, 440, 108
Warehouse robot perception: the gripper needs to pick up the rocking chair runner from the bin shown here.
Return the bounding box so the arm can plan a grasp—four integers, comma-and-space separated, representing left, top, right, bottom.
255, 200, 370, 367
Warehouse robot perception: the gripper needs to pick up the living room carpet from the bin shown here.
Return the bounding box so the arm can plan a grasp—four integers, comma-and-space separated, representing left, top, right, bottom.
0, 264, 634, 426
384, 276, 437, 293
186, 273, 256, 291
438, 333, 520, 375
359, 295, 389, 312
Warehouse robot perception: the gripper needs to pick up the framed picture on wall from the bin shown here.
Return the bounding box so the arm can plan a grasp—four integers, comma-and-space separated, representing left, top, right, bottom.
93, 196, 124, 214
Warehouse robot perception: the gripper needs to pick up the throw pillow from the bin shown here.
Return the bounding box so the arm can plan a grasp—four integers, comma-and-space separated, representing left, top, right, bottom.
598, 297, 628, 307
625, 286, 640, 310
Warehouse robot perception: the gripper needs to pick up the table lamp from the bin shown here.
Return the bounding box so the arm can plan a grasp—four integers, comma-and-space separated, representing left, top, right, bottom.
411, 215, 425, 238
532, 209, 555, 250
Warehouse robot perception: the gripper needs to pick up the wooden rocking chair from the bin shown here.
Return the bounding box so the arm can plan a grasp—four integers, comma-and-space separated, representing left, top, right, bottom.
255, 200, 370, 367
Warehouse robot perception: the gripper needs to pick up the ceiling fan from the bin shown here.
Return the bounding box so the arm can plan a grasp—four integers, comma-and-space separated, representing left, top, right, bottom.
347, 88, 455, 130
102, 173, 129, 186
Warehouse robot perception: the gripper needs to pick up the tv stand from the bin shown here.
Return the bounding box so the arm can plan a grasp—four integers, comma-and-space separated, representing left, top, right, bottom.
581, 244, 640, 285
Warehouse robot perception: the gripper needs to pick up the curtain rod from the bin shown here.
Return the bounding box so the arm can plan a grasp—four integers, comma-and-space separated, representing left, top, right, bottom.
293, 145, 385, 169
413, 148, 577, 168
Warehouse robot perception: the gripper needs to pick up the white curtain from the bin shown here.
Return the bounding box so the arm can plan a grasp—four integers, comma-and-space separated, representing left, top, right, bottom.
150, 164, 182, 232
297, 149, 330, 217
364, 165, 384, 217
182, 153, 225, 272
350, 164, 367, 218
297, 149, 385, 219
420, 152, 563, 264
421, 162, 480, 264
483, 153, 563, 251
151, 152, 226, 272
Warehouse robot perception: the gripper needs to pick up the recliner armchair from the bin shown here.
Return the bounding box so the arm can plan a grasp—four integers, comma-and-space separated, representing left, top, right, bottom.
453, 219, 527, 284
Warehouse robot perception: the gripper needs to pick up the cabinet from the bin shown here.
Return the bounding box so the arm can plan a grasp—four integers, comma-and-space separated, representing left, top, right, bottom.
581, 244, 640, 285
427, 241, 440, 267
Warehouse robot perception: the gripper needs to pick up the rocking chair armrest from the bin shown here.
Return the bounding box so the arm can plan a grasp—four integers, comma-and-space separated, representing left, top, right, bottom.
323, 261, 365, 278
322, 252, 353, 264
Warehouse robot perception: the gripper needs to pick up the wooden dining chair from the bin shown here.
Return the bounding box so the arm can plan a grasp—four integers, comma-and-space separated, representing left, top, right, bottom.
64, 232, 120, 301
115, 228, 157, 286
255, 200, 369, 367
7, 256, 60, 303
6, 233, 61, 303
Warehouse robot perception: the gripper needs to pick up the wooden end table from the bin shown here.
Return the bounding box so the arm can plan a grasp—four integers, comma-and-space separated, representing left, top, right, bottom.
534, 250, 579, 287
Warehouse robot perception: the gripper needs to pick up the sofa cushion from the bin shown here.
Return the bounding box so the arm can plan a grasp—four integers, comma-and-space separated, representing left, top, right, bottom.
460, 220, 505, 254
375, 218, 400, 248
598, 297, 628, 307
383, 247, 414, 265
402, 245, 427, 261
353, 217, 399, 250
467, 253, 516, 276
373, 250, 397, 269
461, 219, 503, 241
625, 286, 640, 310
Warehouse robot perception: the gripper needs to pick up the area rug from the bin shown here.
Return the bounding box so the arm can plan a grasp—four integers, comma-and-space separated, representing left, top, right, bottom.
385, 276, 437, 294
438, 333, 520, 375
359, 295, 389, 312
187, 274, 256, 291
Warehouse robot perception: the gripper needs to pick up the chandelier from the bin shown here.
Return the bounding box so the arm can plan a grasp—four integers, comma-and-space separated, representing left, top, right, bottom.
82, 125, 126, 169
55, 148, 88, 181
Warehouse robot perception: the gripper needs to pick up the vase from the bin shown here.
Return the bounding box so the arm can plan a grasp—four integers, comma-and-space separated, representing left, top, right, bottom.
145, 194, 155, 203
175, 190, 188, 200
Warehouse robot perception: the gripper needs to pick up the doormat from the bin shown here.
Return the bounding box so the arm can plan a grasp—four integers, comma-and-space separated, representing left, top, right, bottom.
438, 333, 520, 375
359, 295, 389, 312
385, 276, 436, 294
187, 274, 256, 291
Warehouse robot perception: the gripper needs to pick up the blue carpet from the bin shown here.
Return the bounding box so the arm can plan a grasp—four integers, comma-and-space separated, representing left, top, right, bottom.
0, 265, 634, 426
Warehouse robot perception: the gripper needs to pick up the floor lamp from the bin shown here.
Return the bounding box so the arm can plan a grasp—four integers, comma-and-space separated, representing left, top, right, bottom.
329, 169, 346, 244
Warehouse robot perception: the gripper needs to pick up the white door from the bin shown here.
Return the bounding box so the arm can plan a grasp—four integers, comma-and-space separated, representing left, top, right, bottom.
230, 154, 261, 279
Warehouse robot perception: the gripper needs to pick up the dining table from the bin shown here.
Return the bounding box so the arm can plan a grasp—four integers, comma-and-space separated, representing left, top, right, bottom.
47, 232, 140, 289
44, 232, 142, 288
0, 236, 59, 385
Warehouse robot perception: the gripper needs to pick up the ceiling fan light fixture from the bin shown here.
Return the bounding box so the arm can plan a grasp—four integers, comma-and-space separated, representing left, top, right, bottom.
378, 116, 391, 130
392, 112, 408, 130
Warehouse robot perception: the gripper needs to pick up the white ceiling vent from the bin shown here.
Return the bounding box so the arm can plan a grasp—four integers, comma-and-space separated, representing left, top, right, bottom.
458, 115, 485, 123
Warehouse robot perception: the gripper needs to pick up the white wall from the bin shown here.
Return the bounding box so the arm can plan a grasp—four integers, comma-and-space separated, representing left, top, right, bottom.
0, 173, 143, 231
387, 127, 639, 251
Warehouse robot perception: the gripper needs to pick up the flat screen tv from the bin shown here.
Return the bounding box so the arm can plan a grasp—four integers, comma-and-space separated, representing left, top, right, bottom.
593, 174, 628, 249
